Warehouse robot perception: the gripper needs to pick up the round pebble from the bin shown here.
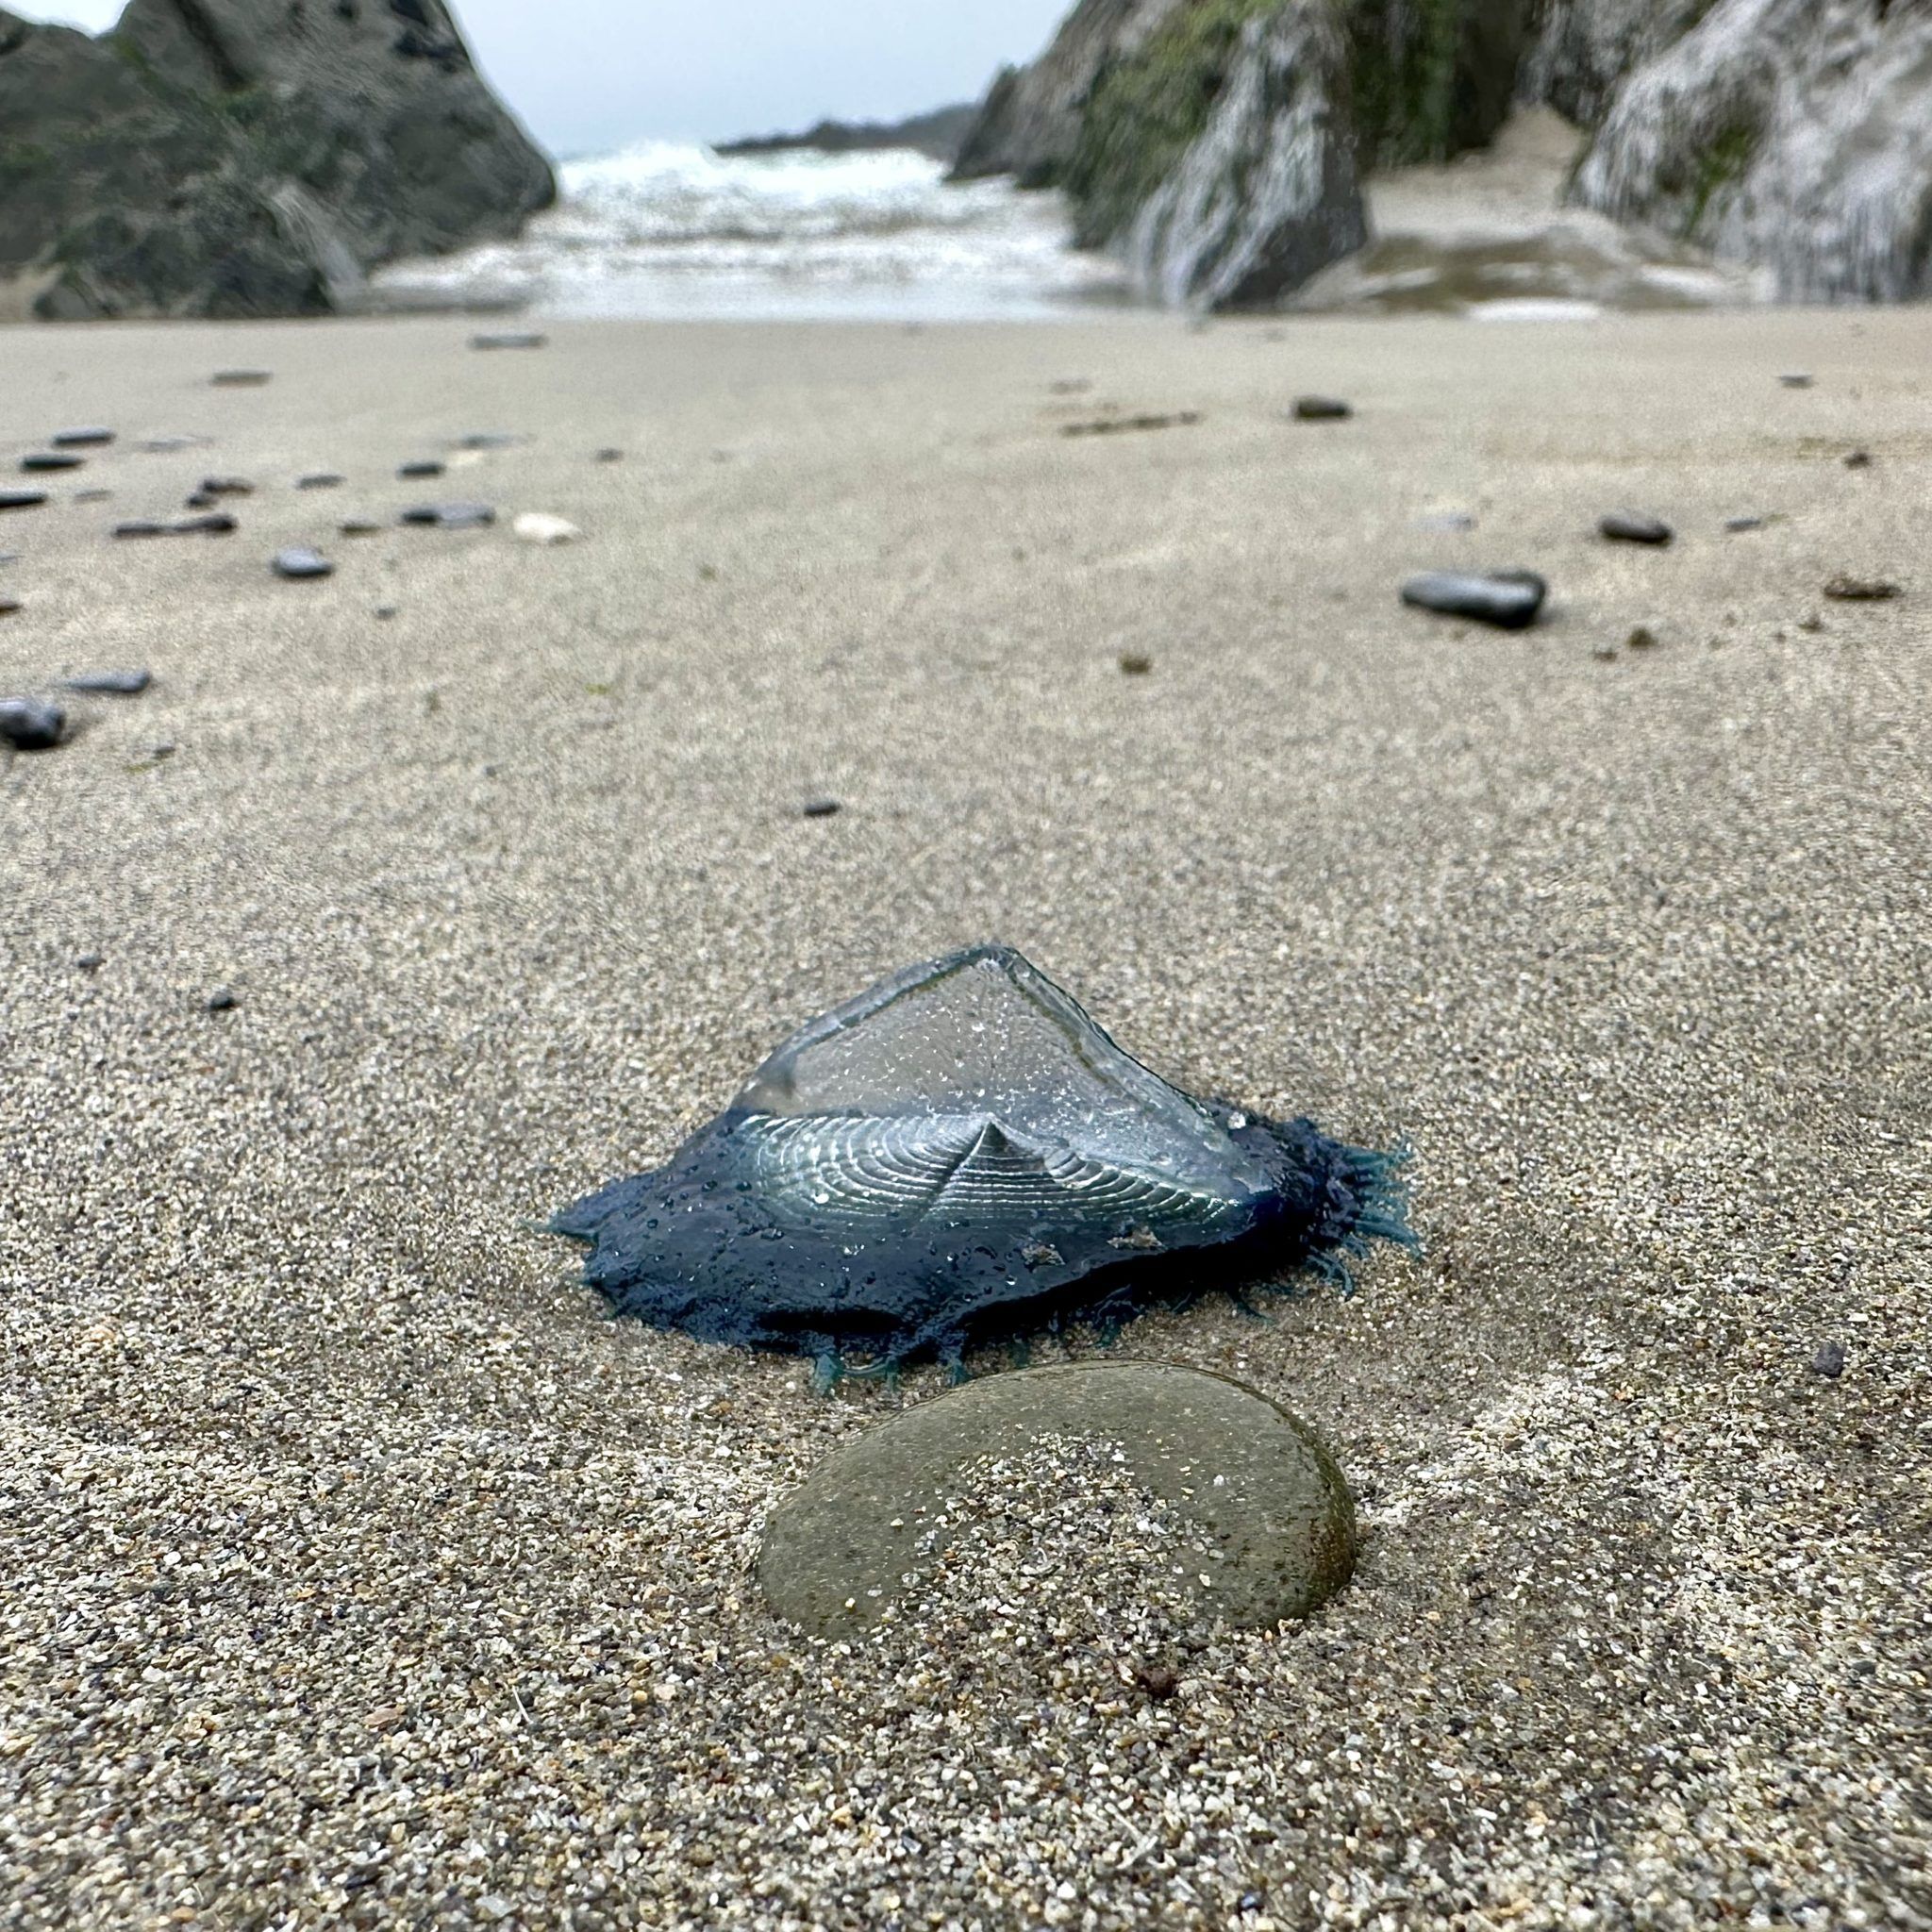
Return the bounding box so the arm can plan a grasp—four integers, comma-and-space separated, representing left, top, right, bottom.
1291, 395, 1352, 422
273, 547, 334, 580
758, 1361, 1356, 1637
800, 797, 841, 818
398, 461, 446, 479
1400, 569, 1547, 630
400, 502, 494, 529
0, 697, 67, 752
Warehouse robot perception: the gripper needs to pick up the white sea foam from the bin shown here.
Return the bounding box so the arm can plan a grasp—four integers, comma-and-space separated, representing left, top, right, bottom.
375, 142, 1129, 323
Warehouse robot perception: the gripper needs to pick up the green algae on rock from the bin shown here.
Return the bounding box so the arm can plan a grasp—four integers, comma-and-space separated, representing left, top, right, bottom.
758, 1361, 1357, 1637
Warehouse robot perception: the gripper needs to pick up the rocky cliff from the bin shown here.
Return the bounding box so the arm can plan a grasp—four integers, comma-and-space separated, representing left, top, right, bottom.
956, 0, 1932, 309
0, 0, 554, 320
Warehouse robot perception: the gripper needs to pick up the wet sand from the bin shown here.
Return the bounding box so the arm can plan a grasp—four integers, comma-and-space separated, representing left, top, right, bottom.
2, 310, 1928, 1928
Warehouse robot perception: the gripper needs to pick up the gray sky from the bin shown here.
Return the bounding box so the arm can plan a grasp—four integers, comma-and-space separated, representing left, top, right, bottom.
12, 1, 1068, 155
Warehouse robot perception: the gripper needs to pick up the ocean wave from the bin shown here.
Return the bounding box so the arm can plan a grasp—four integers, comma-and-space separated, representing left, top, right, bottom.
375, 141, 1127, 322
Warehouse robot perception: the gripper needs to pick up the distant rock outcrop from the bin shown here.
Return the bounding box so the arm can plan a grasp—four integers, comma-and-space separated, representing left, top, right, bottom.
716, 104, 977, 164
957, 0, 1932, 308
0, 0, 554, 320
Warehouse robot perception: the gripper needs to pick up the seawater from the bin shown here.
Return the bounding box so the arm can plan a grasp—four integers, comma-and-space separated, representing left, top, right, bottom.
374, 141, 1130, 323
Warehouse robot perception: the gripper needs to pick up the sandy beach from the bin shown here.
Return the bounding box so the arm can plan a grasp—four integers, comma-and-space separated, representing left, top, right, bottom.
2, 309, 1928, 1928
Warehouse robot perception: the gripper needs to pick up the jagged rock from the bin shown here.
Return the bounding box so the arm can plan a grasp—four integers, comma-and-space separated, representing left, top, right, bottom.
0, 0, 553, 322
1096, 4, 1367, 310
1550, 0, 1932, 301
952, 0, 1191, 186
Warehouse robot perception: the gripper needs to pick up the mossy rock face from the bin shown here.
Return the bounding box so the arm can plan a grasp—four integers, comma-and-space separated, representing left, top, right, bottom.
1347, 0, 1530, 168
759, 1361, 1357, 1637
1066, 0, 1285, 249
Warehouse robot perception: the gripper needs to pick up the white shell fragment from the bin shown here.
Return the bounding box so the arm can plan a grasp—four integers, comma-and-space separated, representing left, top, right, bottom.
514, 512, 580, 546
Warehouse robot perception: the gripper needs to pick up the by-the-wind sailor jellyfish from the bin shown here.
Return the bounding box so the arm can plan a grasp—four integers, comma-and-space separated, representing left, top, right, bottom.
552, 944, 1413, 1372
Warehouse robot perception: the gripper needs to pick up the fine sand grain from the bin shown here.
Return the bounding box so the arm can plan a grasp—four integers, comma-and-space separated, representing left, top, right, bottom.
2, 311, 1928, 1930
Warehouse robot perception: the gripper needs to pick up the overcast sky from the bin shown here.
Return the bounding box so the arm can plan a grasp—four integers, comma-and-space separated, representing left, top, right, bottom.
12, 1, 1068, 155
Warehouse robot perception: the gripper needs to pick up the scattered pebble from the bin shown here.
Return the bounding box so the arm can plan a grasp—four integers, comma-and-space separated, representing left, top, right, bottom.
401, 502, 495, 529
1843, 449, 1874, 469
1061, 411, 1202, 438
339, 518, 384, 537
513, 512, 579, 545
296, 473, 344, 490
205, 986, 239, 1012
175, 512, 239, 536
51, 426, 113, 447
375, 605, 398, 621
1780, 373, 1813, 389
211, 370, 272, 386
64, 669, 152, 695
1823, 575, 1901, 602
75, 951, 101, 971
1049, 377, 1092, 394
0, 697, 67, 751
0, 490, 49, 512
199, 476, 254, 497
594, 447, 625, 462
1400, 570, 1548, 630
1812, 1340, 1847, 1378
73, 489, 111, 503
272, 547, 334, 580
459, 432, 519, 450
1600, 511, 1674, 546
1625, 625, 1660, 650
470, 332, 547, 350
1724, 513, 1770, 532
141, 434, 211, 453
21, 452, 84, 473
113, 520, 167, 539
183, 491, 218, 509
801, 798, 841, 819
1291, 395, 1352, 421
398, 460, 446, 479
1118, 652, 1153, 675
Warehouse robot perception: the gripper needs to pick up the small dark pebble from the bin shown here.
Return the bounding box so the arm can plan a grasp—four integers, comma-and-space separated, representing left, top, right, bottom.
114, 520, 168, 539
470, 332, 547, 350
1118, 652, 1153, 675
400, 501, 494, 528
339, 518, 383, 537
1135, 1664, 1180, 1702
296, 473, 344, 490
1061, 411, 1201, 438
1823, 575, 1901, 602
273, 546, 334, 580
1600, 511, 1674, 545
459, 432, 519, 450
73, 489, 111, 503
0, 697, 66, 751
1812, 1341, 1846, 1378
801, 798, 841, 819
75, 952, 102, 971
1625, 625, 1660, 650
65, 669, 152, 695
211, 370, 272, 386
594, 447, 625, 462
375, 605, 398, 620
22, 452, 84, 473
52, 427, 114, 448
206, 987, 239, 1012
200, 476, 254, 497
1401, 569, 1548, 630
0, 595, 19, 617
183, 491, 218, 509
175, 512, 238, 535
1843, 449, 1873, 469
0, 490, 49, 512
1724, 514, 1769, 532
398, 460, 446, 479
1780, 373, 1813, 389
1291, 395, 1352, 421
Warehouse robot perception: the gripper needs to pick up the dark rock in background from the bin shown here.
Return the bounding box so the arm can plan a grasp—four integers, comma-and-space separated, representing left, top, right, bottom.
716, 103, 976, 163
0, 0, 554, 321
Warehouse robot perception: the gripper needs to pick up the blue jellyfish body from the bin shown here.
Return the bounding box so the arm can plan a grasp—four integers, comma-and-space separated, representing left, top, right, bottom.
554, 944, 1411, 1369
